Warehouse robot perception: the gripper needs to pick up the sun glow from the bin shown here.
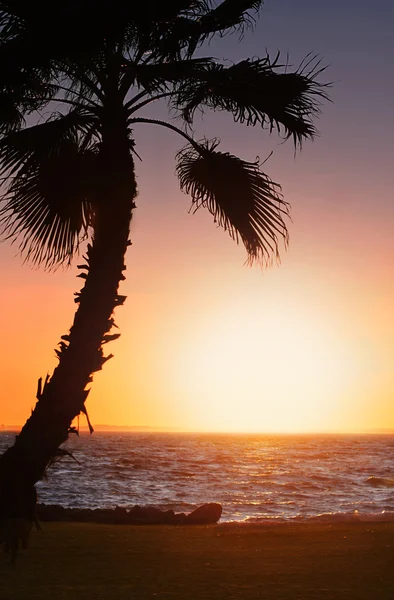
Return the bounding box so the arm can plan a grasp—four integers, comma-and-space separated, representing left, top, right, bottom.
170, 298, 359, 433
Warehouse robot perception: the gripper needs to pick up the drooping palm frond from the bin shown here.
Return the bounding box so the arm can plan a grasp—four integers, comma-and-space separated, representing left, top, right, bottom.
176, 141, 289, 265
0, 113, 100, 268
0, 148, 96, 269
175, 56, 328, 145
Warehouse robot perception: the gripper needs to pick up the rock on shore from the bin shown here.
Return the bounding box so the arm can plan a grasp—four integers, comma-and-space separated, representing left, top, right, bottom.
36, 503, 222, 525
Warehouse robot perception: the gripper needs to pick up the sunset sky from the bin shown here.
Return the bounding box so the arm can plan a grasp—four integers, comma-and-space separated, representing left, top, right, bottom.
1, 0, 393, 433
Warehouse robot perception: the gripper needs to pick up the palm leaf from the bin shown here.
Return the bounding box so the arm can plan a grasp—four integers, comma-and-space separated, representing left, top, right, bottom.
0, 93, 25, 135
0, 63, 57, 136
0, 144, 96, 269
131, 58, 214, 94
0, 109, 97, 177
0, 2, 115, 95
175, 56, 328, 145
141, 1, 211, 20
145, 1, 262, 59
0, 113, 99, 268
176, 141, 289, 265
0, 15, 61, 134
198, 0, 263, 35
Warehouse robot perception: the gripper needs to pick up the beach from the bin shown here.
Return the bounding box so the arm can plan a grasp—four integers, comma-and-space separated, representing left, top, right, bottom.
2, 521, 394, 599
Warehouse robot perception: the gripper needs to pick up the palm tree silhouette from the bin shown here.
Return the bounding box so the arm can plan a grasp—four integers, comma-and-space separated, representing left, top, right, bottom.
0, 2, 327, 517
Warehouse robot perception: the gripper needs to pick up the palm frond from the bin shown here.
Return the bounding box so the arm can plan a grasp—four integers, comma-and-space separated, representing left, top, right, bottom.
131, 58, 214, 94
0, 62, 57, 136
0, 113, 99, 268
0, 2, 117, 95
198, 0, 263, 35
0, 93, 25, 135
0, 12, 62, 131
146, 1, 212, 20
0, 147, 96, 269
175, 55, 328, 145
176, 141, 289, 265
124, 1, 211, 53
140, 1, 263, 60
0, 109, 98, 177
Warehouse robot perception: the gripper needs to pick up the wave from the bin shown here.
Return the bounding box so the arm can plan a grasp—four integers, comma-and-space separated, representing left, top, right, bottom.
365, 476, 394, 488
170, 470, 196, 478
225, 510, 394, 525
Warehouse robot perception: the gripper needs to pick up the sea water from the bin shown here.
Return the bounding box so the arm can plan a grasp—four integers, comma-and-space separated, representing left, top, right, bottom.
1, 432, 394, 523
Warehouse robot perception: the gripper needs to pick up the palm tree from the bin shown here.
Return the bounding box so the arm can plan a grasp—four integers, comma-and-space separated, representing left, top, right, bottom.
0, 1, 327, 520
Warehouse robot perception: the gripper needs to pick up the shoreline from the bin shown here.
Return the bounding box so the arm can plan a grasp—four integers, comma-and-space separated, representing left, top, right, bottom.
36, 502, 394, 526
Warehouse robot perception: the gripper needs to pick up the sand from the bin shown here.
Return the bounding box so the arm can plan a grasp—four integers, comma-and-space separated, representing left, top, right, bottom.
1, 521, 394, 599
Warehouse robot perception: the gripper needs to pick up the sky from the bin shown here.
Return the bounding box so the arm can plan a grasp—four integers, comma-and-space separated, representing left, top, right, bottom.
0, 0, 393, 433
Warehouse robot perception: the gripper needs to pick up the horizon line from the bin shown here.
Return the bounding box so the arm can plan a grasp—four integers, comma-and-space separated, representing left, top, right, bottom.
1, 425, 394, 435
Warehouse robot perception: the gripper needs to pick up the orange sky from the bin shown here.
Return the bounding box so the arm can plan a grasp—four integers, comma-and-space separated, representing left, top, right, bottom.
0, 1, 393, 433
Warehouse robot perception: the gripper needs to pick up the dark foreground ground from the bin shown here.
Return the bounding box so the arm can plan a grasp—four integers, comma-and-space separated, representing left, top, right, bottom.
1, 521, 394, 599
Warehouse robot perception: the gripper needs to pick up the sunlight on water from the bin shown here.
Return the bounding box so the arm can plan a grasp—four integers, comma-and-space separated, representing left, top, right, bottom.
1, 433, 393, 522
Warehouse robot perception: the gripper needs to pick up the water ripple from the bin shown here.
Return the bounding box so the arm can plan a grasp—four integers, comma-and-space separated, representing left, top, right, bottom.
1, 432, 394, 521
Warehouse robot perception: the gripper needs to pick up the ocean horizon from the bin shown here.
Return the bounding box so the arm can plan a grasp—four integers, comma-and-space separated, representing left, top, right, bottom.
2, 425, 394, 433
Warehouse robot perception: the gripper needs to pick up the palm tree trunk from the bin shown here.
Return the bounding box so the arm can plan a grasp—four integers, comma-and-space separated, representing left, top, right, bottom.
0, 115, 136, 515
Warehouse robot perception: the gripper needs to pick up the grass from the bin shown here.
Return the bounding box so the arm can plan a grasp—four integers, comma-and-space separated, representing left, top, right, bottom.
1, 521, 394, 599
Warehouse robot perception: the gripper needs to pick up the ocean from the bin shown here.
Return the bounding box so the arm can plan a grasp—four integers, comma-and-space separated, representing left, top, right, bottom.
1, 432, 394, 523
